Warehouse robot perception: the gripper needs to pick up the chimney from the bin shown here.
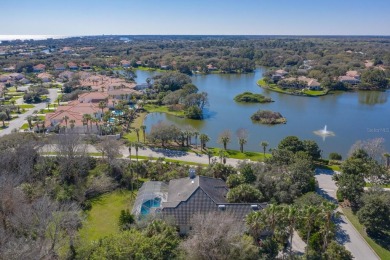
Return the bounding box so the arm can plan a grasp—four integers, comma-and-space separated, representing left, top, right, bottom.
189, 168, 196, 179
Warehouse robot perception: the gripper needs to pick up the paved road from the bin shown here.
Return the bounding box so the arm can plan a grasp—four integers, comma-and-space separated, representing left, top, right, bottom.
0, 89, 58, 137
315, 169, 380, 260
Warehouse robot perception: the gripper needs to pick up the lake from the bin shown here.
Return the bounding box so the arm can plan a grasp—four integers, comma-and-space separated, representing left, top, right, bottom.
138, 69, 390, 158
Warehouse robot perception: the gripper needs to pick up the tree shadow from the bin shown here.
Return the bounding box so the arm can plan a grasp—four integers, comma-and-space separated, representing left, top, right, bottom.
334, 216, 351, 244
367, 230, 390, 251
315, 187, 337, 203
150, 147, 188, 158
314, 168, 334, 176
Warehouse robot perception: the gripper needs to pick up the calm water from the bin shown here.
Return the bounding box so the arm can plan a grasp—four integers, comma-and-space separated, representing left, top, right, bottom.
139, 69, 390, 158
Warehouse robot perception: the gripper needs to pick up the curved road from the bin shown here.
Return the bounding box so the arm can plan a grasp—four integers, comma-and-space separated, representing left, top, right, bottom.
0, 89, 58, 137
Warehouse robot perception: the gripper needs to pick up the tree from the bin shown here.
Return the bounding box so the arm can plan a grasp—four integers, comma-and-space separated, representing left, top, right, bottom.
199, 133, 210, 150
27, 116, 33, 130
218, 150, 227, 164
98, 101, 106, 114
180, 212, 257, 260
132, 142, 143, 161
278, 136, 304, 153
205, 149, 213, 165
357, 189, 390, 234
118, 209, 134, 231
329, 152, 342, 160
236, 128, 248, 153
96, 137, 121, 165
302, 205, 320, 256
134, 128, 140, 142
303, 140, 321, 159
333, 149, 367, 209
218, 130, 231, 150
63, 115, 69, 129
227, 184, 264, 203
0, 112, 7, 127
193, 131, 199, 149
324, 241, 353, 260
140, 125, 147, 143
319, 201, 338, 251
185, 105, 203, 119
260, 141, 268, 157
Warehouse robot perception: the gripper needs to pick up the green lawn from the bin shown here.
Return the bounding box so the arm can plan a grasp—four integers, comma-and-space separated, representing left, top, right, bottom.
315, 163, 341, 172
144, 104, 185, 117
122, 112, 147, 142
208, 147, 271, 161
19, 104, 35, 109
79, 190, 136, 242
342, 208, 390, 259
257, 78, 329, 97
365, 183, 390, 188
130, 155, 207, 166
20, 123, 30, 130
302, 89, 328, 96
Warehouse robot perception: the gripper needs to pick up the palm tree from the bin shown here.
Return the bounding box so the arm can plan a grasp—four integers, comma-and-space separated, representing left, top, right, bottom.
135, 128, 140, 142
218, 130, 231, 150
133, 142, 143, 161
98, 101, 106, 114
26, 115, 33, 130
205, 150, 213, 164
83, 114, 92, 133
63, 115, 69, 129
320, 201, 337, 251
260, 141, 269, 157
128, 142, 132, 161
199, 133, 210, 150
286, 205, 298, 257
218, 150, 227, 164
140, 125, 147, 143
0, 112, 7, 128
193, 131, 199, 149
238, 137, 247, 153
69, 119, 75, 130
246, 211, 267, 240
383, 153, 390, 168
302, 205, 320, 255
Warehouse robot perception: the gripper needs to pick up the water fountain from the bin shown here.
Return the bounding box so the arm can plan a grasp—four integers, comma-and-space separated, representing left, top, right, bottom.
314, 125, 335, 140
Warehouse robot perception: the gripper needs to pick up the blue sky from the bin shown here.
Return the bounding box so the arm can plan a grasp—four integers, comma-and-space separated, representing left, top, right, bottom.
1, 0, 390, 35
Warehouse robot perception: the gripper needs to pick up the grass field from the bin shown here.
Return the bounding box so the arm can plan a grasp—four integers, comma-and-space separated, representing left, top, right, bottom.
342, 208, 390, 259
79, 189, 136, 242
144, 104, 185, 117
208, 147, 271, 161
19, 104, 35, 109
123, 112, 147, 142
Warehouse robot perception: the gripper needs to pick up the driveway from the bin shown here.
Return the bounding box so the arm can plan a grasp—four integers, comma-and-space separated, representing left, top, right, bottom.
0, 88, 58, 137
315, 169, 379, 260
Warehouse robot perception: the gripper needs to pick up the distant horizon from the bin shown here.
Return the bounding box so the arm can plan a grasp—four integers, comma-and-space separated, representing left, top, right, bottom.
1, 34, 390, 42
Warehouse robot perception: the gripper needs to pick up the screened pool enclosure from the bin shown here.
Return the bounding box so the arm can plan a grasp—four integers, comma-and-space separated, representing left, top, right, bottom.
132, 181, 168, 216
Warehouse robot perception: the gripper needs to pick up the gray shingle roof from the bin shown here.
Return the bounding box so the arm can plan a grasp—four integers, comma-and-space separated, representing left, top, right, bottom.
164, 176, 228, 208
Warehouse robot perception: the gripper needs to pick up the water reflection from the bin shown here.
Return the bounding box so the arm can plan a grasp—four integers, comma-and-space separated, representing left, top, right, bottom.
358, 91, 388, 105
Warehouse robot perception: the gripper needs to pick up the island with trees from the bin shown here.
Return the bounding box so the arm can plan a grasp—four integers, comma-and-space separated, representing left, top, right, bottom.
234, 91, 273, 103
251, 110, 287, 124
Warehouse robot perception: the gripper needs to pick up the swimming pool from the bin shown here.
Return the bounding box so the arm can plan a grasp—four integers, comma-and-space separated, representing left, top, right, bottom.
140, 197, 162, 215
112, 110, 124, 116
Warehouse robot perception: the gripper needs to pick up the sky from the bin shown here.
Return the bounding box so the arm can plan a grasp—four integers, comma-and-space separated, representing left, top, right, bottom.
1, 0, 390, 36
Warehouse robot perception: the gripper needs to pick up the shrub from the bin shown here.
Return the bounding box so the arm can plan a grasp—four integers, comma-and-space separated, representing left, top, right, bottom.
329, 152, 342, 160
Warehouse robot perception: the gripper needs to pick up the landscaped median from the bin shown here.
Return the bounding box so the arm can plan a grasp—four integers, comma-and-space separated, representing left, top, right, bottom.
207, 147, 271, 162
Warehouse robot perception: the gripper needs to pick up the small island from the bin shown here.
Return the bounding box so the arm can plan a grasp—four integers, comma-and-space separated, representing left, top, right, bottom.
251, 110, 287, 124
234, 92, 273, 103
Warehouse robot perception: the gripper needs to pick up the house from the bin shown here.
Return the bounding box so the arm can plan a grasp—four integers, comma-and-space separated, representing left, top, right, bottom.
2, 65, 15, 72
33, 64, 46, 73
207, 64, 218, 71
37, 73, 53, 83
68, 62, 78, 70
54, 63, 65, 71
135, 61, 143, 66
81, 63, 91, 70
120, 60, 131, 68
307, 79, 322, 90
19, 78, 30, 84
60, 47, 73, 54
338, 76, 361, 85
132, 174, 267, 234
78, 92, 109, 103
275, 69, 288, 76
346, 70, 360, 79
134, 83, 150, 91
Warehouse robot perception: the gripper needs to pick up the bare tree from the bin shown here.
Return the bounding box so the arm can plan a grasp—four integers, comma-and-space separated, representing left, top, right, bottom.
180, 212, 258, 260
349, 138, 385, 163
96, 137, 121, 165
